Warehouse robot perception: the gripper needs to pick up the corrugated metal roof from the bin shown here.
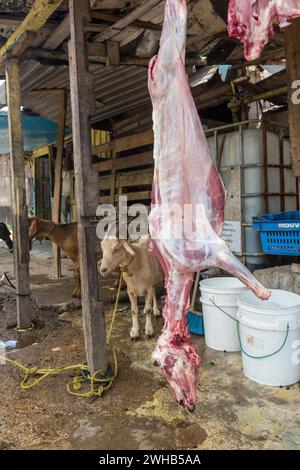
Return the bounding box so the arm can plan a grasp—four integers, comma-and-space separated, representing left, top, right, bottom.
19, 62, 150, 127
0, 0, 287, 128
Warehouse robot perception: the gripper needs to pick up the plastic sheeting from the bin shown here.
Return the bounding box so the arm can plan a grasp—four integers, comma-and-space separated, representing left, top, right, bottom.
0, 111, 70, 153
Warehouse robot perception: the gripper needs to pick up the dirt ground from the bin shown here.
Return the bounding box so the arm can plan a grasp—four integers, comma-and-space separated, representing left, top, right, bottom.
0, 243, 300, 450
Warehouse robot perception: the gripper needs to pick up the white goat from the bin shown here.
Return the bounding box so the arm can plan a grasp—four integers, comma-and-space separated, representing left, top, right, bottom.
99, 236, 164, 339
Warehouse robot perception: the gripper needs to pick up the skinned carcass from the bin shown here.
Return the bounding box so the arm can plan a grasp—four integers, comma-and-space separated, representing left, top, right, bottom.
148, 0, 270, 411
228, 0, 300, 60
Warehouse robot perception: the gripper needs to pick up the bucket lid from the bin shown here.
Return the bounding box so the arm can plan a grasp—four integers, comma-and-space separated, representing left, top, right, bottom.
200, 277, 248, 294
238, 289, 300, 314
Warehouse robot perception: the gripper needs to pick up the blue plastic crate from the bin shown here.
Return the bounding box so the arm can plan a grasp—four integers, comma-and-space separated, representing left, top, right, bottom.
253, 211, 300, 256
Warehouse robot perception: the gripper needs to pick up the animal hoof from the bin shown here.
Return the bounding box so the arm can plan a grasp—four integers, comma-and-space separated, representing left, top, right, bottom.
177, 400, 184, 407
153, 360, 160, 367
131, 337, 138, 342
146, 334, 154, 340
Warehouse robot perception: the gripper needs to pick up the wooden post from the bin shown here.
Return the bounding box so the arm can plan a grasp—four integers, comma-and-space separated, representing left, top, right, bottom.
68, 0, 108, 374
110, 150, 117, 205
52, 90, 67, 279
285, 18, 300, 192
6, 58, 35, 329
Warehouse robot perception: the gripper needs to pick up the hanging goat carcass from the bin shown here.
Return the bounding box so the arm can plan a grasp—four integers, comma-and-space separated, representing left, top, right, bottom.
148, 0, 270, 411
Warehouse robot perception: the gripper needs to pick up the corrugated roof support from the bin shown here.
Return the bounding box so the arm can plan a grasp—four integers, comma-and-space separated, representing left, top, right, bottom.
68, 0, 108, 375
6, 57, 35, 328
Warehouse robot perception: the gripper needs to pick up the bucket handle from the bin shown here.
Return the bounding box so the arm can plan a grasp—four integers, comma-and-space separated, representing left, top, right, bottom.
209, 297, 290, 360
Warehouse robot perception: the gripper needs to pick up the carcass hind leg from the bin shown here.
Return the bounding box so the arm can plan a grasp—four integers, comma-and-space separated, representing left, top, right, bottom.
216, 246, 270, 300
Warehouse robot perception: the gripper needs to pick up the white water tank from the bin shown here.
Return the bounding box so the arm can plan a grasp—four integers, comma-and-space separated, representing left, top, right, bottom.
207, 127, 297, 266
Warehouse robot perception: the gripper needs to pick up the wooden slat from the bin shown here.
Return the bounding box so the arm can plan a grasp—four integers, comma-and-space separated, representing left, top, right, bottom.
94, 0, 162, 42
101, 190, 152, 204
93, 129, 154, 154
99, 168, 154, 191
95, 150, 153, 172
117, 169, 153, 187
69, 0, 107, 375
91, 11, 162, 32
44, 14, 70, 50
6, 58, 33, 329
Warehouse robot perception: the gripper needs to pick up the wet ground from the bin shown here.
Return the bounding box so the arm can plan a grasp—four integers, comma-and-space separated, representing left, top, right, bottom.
0, 244, 300, 450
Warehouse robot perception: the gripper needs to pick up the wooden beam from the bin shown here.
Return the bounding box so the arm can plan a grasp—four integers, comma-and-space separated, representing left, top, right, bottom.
94, 150, 153, 172
92, 129, 154, 155
52, 90, 68, 279
69, 0, 108, 375
44, 14, 70, 50
285, 17, 300, 177
21, 46, 143, 66
0, 0, 65, 61
106, 40, 120, 66
94, 0, 162, 42
23, 47, 68, 62
6, 58, 35, 329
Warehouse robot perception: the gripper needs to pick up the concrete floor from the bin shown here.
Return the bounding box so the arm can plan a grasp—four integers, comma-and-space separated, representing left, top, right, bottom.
0, 246, 300, 450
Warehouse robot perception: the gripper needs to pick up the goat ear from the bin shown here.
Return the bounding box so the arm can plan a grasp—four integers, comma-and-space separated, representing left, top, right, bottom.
120, 239, 135, 257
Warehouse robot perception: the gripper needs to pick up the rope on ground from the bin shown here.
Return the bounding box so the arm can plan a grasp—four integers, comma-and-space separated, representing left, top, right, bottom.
209, 297, 290, 360
0, 273, 123, 399
16, 322, 35, 333
4, 272, 16, 290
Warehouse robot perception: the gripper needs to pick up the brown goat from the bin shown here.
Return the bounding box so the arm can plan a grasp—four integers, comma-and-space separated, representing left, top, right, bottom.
28, 217, 81, 298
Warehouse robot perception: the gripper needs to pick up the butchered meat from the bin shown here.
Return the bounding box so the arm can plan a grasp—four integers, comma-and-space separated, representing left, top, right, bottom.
228, 0, 300, 60
148, 0, 270, 411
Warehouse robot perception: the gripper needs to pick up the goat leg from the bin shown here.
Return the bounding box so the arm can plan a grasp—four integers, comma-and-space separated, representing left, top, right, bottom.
128, 291, 139, 340
144, 288, 154, 339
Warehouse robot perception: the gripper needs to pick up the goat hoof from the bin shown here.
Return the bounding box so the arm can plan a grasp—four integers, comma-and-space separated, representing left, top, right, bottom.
131, 337, 138, 342
146, 333, 154, 340
188, 405, 196, 414
153, 360, 160, 367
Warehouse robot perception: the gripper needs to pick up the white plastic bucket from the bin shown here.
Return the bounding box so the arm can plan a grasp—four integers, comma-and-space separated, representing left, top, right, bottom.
200, 277, 248, 352
237, 290, 300, 386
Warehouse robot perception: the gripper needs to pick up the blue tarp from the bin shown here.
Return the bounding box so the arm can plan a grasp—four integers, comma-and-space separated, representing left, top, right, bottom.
0, 111, 70, 153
